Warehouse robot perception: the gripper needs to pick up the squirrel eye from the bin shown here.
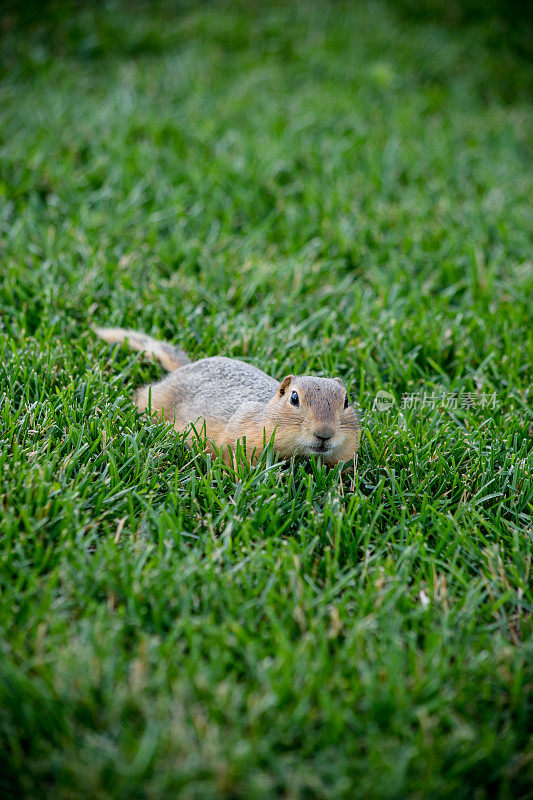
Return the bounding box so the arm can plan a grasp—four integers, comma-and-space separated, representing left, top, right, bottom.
290, 391, 299, 407
344, 394, 349, 409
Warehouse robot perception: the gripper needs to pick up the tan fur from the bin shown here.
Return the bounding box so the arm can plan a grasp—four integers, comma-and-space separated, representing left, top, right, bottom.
93, 326, 189, 371
94, 327, 361, 467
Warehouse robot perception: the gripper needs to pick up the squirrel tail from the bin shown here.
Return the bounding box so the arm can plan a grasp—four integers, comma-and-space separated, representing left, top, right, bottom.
93, 326, 190, 371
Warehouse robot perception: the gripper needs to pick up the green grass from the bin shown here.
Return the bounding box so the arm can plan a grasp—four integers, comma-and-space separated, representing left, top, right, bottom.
1, 1, 532, 797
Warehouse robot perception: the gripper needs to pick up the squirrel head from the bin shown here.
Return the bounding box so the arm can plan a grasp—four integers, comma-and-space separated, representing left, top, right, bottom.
265, 375, 360, 465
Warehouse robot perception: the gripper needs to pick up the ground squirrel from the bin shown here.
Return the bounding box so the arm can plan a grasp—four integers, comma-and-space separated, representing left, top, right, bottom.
94, 327, 361, 466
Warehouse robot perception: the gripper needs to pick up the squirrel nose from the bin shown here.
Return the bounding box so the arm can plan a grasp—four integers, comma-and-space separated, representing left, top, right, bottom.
314, 428, 334, 441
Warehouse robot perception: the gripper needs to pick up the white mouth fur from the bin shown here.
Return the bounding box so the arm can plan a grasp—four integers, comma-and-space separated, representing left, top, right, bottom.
303, 440, 339, 457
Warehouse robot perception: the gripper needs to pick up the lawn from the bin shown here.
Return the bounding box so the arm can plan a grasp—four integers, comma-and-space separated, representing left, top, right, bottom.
0, 1, 532, 797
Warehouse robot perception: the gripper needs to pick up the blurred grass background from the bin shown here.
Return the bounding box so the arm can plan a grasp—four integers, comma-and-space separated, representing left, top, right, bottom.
0, 1, 532, 798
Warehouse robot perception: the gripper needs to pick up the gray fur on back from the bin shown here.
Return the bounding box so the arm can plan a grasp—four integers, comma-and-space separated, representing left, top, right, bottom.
162, 357, 278, 424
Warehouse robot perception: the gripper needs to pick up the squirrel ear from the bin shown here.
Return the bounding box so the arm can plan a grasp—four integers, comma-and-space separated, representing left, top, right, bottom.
278, 375, 294, 396
333, 377, 344, 386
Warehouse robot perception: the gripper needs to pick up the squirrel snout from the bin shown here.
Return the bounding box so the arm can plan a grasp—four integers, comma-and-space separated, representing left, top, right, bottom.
314, 427, 335, 441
